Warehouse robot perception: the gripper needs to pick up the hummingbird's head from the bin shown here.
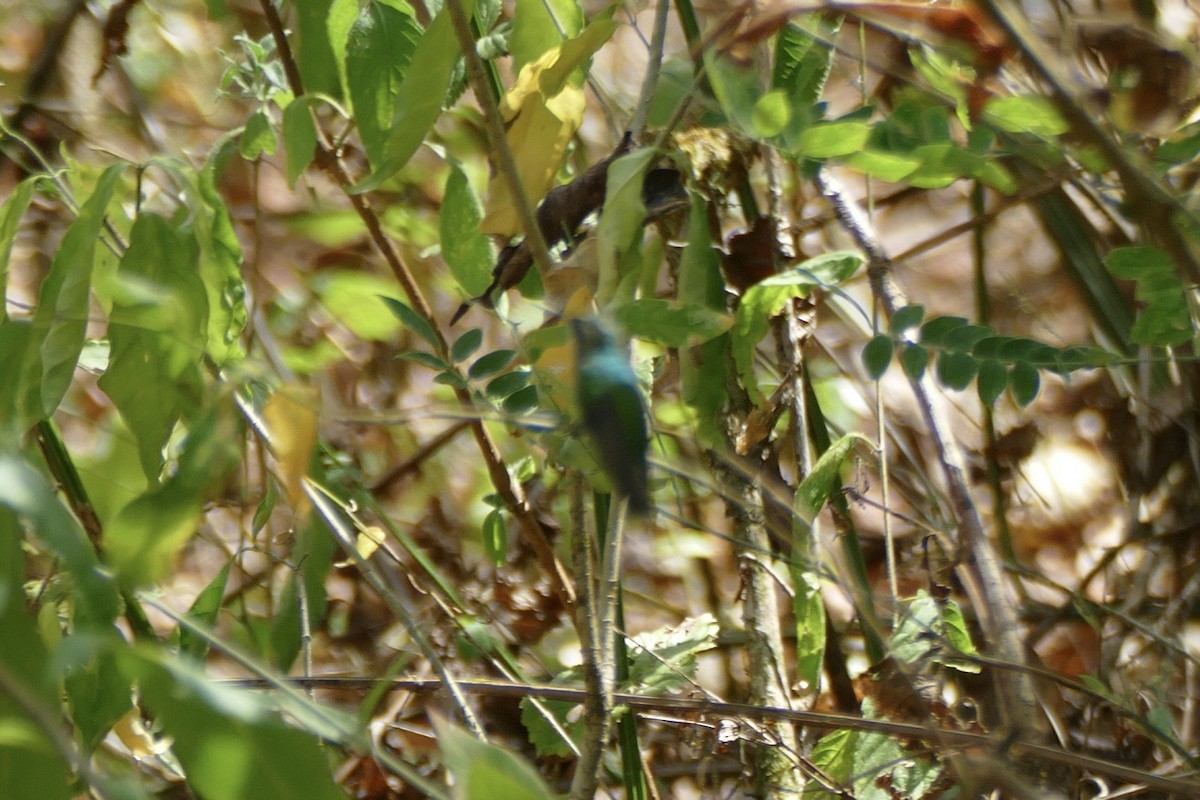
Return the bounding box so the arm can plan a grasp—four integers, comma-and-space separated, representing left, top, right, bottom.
569, 317, 616, 358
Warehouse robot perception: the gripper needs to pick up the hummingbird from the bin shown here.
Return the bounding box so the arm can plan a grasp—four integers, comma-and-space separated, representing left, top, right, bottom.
570, 317, 652, 516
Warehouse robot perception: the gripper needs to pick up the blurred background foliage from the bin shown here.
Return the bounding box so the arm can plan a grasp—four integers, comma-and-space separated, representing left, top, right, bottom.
2, 0, 1200, 798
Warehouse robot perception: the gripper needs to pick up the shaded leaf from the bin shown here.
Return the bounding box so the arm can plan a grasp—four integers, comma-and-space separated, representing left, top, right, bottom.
1010, 361, 1041, 406
862, 334, 894, 379
976, 358, 1008, 405
615, 298, 732, 347
935, 351, 978, 390
900, 343, 929, 378
451, 328, 484, 363
380, 295, 439, 347
468, 349, 516, 380
796, 433, 870, 523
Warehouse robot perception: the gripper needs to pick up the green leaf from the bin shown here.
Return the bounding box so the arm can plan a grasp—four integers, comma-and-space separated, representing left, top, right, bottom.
796, 433, 869, 523
918, 315, 968, 346
900, 343, 928, 378
614, 298, 732, 347
891, 590, 978, 672
732, 253, 863, 401
941, 323, 993, 353
751, 89, 790, 138
502, 384, 540, 415
0, 320, 39, 441
104, 405, 240, 586
772, 18, 838, 106
451, 328, 484, 363
125, 650, 346, 800
64, 638, 131, 753
314, 273, 404, 340
434, 371, 468, 388
379, 295, 439, 347
180, 560, 232, 660
345, 2, 421, 166
596, 148, 656, 305
999, 337, 1059, 367
906, 143, 984, 189
970, 335, 1012, 359
0, 486, 71, 797
792, 569, 825, 694
293, 0, 340, 96
98, 214, 208, 482
482, 509, 507, 565
282, 96, 317, 186
678, 196, 729, 448
1106, 245, 1192, 346
486, 370, 531, 400
843, 149, 920, 182
0, 177, 37, 322
889, 304, 925, 334
862, 334, 893, 379
976, 359, 1008, 405
172, 151, 248, 367
626, 614, 718, 694
509, 0, 583, 73
0, 453, 119, 628
441, 158, 495, 298
468, 349, 516, 380
1010, 361, 1041, 406
355, 0, 477, 190
238, 109, 276, 159
985, 95, 1069, 137
434, 716, 557, 800
935, 351, 978, 391
794, 121, 871, 158
30, 164, 125, 421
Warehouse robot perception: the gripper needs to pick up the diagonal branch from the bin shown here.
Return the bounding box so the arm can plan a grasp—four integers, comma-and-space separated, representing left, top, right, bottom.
816, 167, 1043, 737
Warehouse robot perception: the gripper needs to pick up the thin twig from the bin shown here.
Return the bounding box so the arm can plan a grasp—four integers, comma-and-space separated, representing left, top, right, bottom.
226, 676, 1200, 796
630, 0, 670, 138
568, 479, 607, 800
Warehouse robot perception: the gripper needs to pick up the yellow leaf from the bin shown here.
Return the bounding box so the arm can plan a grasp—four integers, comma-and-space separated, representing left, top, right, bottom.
113, 708, 171, 757
334, 524, 387, 567
263, 387, 318, 517
482, 87, 584, 237
481, 16, 618, 238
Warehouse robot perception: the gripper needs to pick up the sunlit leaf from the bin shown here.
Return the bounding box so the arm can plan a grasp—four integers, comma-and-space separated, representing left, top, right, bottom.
264, 387, 318, 516
441, 158, 495, 298
379, 295, 439, 347
985, 95, 1069, 137
345, 1, 421, 166
434, 716, 556, 800
282, 96, 317, 186
751, 89, 790, 138
481, 12, 617, 237
355, 0, 476, 190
